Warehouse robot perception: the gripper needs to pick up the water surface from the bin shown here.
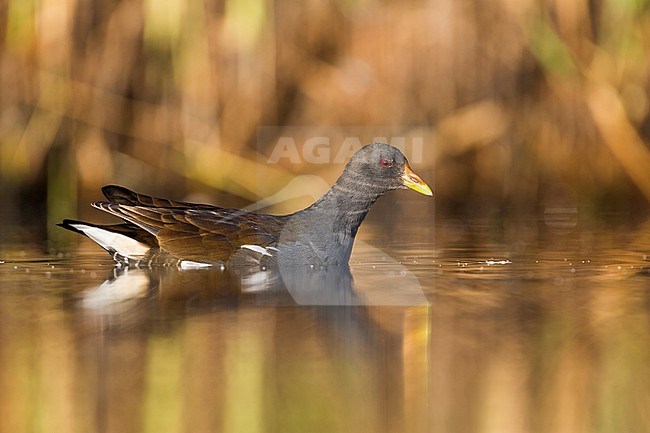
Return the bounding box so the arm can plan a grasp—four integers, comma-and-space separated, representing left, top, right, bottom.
1, 219, 649, 433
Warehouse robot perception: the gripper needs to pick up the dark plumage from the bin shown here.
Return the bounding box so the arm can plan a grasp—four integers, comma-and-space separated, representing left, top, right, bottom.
59, 143, 432, 267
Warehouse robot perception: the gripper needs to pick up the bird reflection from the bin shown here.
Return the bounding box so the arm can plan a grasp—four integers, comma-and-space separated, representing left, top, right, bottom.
66, 253, 431, 433
77, 257, 427, 315
79, 264, 358, 313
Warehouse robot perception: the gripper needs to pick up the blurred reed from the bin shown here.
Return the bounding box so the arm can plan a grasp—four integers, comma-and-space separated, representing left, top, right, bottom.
0, 0, 649, 226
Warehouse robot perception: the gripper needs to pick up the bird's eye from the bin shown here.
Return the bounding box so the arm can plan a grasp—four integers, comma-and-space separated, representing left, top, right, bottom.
380, 158, 394, 168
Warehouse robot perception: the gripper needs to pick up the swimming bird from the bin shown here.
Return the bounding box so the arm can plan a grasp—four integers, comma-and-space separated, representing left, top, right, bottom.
59, 143, 432, 268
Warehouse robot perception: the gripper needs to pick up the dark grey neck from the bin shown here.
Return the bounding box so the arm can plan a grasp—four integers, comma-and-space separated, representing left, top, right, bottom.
282, 172, 388, 264
308, 175, 386, 232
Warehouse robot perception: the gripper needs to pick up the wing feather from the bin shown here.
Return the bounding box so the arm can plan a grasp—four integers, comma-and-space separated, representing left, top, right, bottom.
92, 199, 286, 262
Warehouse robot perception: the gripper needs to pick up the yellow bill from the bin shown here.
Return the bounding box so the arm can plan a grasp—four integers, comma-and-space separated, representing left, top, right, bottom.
401, 163, 433, 196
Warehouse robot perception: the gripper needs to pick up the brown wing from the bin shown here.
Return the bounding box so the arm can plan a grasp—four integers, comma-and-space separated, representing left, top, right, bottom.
92, 202, 285, 263
102, 185, 218, 209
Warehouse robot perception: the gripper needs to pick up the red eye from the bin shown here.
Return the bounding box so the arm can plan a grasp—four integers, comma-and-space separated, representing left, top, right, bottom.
380, 158, 393, 168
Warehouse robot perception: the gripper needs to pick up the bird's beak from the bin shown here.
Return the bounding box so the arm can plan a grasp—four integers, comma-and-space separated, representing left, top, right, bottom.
401, 163, 433, 196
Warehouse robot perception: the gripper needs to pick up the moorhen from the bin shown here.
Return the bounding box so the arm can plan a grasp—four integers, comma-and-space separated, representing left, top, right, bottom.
59, 143, 432, 267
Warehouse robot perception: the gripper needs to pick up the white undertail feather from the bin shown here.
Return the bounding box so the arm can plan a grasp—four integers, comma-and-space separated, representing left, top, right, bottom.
72, 224, 150, 259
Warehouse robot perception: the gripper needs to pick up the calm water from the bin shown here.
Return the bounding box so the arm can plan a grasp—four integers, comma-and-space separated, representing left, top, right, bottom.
1, 218, 650, 433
